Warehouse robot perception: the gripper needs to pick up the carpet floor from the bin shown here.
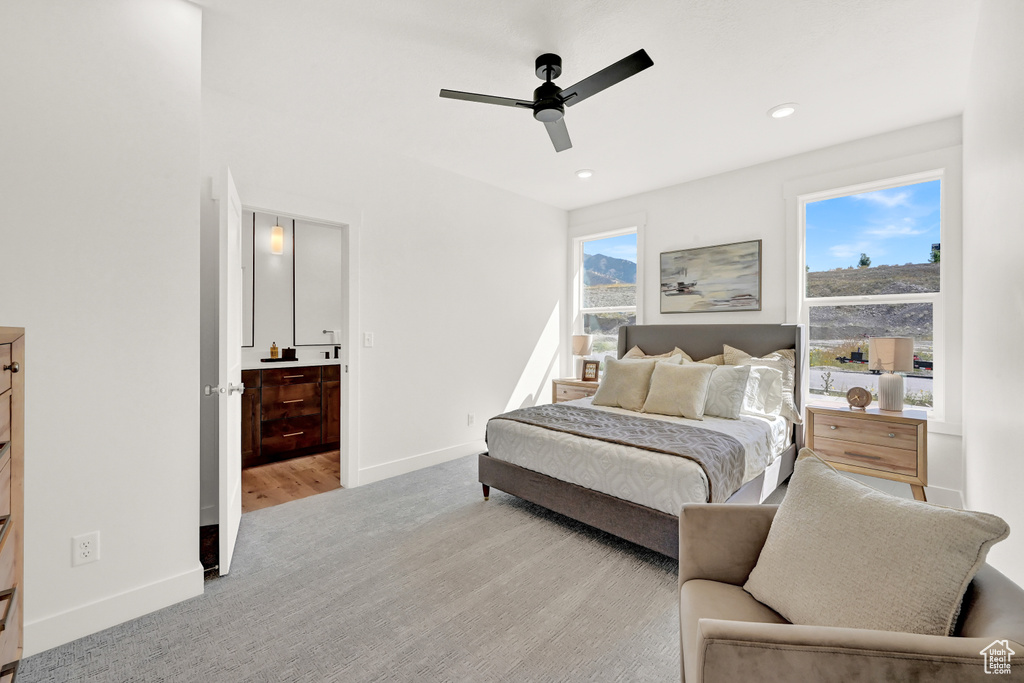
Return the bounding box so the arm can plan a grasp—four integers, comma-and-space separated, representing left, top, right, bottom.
20, 455, 682, 682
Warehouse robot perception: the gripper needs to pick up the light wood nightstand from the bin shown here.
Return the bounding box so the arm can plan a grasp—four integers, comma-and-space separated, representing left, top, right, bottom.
552, 378, 599, 403
805, 405, 928, 501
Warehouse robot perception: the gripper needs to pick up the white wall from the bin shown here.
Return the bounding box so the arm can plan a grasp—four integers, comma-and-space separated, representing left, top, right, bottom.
0, 0, 203, 655
199, 85, 567, 501
962, 0, 1024, 585
569, 118, 966, 498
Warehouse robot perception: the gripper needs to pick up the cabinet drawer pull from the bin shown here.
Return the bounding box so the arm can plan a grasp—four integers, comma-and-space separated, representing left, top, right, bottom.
0, 586, 16, 634
283, 374, 304, 378
888, 433, 896, 438
844, 451, 882, 460
282, 399, 304, 404
283, 431, 304, 438
829, 425, 838, 430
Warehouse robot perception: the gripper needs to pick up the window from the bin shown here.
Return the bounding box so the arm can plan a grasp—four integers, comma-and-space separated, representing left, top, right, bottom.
575, 230, 639, 364
800, 175, 942, 412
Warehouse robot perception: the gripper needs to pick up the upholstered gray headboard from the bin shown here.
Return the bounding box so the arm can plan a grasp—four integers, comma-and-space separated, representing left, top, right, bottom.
617, 323, 806, 446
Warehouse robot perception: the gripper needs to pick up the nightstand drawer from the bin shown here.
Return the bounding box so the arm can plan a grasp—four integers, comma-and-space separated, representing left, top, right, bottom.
813, 412, 918, 451
812, 436, 918, 477
557, 385, 596, 402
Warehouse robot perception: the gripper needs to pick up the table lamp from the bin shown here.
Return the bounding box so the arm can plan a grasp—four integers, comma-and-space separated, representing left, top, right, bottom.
572, 334, 593, 379
869, 337, 914, 411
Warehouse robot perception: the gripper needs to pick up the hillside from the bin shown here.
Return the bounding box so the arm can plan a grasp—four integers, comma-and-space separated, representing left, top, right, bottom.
584, 253, 636, 285
806, 262, 939, 297
807, 263, 938, 340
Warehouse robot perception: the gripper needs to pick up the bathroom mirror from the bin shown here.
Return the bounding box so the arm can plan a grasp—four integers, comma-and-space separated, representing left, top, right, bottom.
293, 219, 343, 346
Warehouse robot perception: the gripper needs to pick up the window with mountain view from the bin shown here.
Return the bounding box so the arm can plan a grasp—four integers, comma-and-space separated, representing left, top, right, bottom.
802, 177, 941, 410
579, 232, 638, 363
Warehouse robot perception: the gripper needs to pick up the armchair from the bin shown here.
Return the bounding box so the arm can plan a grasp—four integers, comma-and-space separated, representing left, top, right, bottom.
678, 503, 1024, 682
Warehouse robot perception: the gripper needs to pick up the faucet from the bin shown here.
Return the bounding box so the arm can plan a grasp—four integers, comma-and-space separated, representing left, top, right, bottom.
334, 345, 341, 359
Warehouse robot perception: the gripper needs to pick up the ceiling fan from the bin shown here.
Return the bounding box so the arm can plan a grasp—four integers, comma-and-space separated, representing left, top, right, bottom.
439, 49, 654, 153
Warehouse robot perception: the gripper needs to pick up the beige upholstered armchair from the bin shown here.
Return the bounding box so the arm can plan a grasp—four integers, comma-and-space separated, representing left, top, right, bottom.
678, 504, 1024, 682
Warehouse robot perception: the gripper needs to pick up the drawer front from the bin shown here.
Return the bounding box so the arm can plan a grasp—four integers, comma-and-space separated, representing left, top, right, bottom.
556, 384, 597, 402
0, 392, 8, 446
0, 346, 9, 395
322, 364, 341, 382
241, 369, 261, 389
813, 412, 917, 451
262, 384, 321, 421
261, 415, 321, 454
812, 436, 918, 477
0, 517, 15, 594
263, 366, 320, 386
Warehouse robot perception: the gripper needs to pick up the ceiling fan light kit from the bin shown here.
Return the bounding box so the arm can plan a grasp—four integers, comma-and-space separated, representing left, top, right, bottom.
440, 49, 654, 153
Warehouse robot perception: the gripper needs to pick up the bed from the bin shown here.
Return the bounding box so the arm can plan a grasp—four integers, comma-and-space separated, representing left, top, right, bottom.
478, 323, 805, 559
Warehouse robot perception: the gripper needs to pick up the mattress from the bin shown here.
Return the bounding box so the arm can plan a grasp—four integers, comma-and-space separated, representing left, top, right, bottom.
486, 397, 791, 515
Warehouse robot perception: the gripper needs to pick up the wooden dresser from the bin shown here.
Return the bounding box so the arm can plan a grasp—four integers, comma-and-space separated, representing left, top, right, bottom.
806, 405, 928, 501
552, 378, 600, 403
241, 364, 341, 468
0, 328, 24, 680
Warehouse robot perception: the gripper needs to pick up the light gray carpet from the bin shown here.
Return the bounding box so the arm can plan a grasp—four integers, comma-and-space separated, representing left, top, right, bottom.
21, 455, 682, 682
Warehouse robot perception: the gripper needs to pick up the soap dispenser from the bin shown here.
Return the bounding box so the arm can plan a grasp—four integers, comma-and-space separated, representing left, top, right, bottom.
270, 342, 279, 359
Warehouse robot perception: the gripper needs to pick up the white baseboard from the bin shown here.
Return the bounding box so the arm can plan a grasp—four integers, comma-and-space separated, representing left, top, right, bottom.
357, 441, 486, 486
24, 563, 205, 657
200, 503, 217, 527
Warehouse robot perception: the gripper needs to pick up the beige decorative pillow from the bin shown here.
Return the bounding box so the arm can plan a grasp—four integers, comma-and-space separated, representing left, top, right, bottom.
622, 345, 694, 362
744, 451, 1010, 637
640, 362, 716, 419
591, 358, 660, 411
697, 354, 724, 365
741, 365, 784, 417
724, 344, 801, 424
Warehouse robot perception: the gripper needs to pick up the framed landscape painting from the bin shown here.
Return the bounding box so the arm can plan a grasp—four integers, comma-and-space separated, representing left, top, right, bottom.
660, 239, 762, 313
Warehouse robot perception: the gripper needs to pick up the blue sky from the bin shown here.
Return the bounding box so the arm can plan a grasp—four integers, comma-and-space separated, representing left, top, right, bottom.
806, 179, 941, 271
583, 233, 637, 262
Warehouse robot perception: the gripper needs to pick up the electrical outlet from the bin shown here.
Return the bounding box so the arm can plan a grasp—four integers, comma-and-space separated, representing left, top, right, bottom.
72, 531, 100, 567
363, 332, 374, 348
467, 413, 475, 426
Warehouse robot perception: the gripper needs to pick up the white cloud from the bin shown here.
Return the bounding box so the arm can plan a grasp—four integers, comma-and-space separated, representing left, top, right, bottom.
853, 190, 911, 208
599, 245, 638, 261
829, 242, 872, 260
862, 223, 930, 239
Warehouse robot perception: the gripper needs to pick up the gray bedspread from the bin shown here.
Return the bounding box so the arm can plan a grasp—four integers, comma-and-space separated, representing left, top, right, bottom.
488, 404, 745, 503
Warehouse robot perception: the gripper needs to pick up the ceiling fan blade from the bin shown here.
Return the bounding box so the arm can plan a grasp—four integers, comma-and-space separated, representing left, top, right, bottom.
544, 118, 572, 152
439, 89, 533, 109
559, 49, 653, 107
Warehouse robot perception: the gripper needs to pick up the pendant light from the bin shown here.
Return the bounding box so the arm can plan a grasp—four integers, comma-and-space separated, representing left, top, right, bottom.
270, 217, 284, 255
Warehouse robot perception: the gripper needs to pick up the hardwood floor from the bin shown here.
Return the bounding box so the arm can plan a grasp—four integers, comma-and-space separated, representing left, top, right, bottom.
242, 451, 342, 513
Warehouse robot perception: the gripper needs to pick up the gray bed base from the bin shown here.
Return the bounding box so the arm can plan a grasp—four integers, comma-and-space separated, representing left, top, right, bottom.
479, 323, 805, 560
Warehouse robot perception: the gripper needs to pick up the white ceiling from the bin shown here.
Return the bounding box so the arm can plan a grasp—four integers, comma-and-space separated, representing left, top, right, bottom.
199, 0, 981, 210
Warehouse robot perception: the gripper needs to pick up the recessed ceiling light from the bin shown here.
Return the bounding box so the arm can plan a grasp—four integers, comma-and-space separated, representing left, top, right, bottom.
576, 169, 594, 179
768, 103, 798, 119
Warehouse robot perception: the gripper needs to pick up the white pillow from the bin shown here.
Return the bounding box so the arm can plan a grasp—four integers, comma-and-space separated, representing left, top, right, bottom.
741, 365, 784, 418
640, 362, 716, 419
725, 344, 801, 424
703, 365, 751, 420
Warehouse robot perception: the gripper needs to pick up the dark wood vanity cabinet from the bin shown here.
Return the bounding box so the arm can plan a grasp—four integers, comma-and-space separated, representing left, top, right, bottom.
241, 364, 340, 468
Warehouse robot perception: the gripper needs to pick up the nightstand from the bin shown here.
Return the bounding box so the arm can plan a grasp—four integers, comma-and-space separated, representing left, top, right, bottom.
552, 378, 599, 403
805, 405, 928, 501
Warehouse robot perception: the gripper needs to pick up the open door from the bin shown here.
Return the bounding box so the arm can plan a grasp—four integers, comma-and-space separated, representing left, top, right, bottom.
218, 167, 245, 575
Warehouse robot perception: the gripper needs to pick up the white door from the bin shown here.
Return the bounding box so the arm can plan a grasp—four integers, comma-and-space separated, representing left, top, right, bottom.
218, 167, 244, 575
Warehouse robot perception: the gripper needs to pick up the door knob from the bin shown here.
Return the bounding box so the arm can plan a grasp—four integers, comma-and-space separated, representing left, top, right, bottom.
227, 383, 246, 395
2, 362, 18, 374
203, 384, 223, 396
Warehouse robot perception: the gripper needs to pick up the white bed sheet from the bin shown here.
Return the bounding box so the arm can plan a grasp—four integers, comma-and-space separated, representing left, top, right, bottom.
486, 397, 791, 515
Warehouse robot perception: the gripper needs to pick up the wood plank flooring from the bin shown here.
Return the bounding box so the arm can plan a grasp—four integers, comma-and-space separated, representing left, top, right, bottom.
242, 451, 341, 513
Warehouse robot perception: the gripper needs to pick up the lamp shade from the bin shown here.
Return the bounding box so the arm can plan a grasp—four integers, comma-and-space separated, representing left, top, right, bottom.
571, 334, 593, 356
869, 337, 914, 373
270, 224, 284, 255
